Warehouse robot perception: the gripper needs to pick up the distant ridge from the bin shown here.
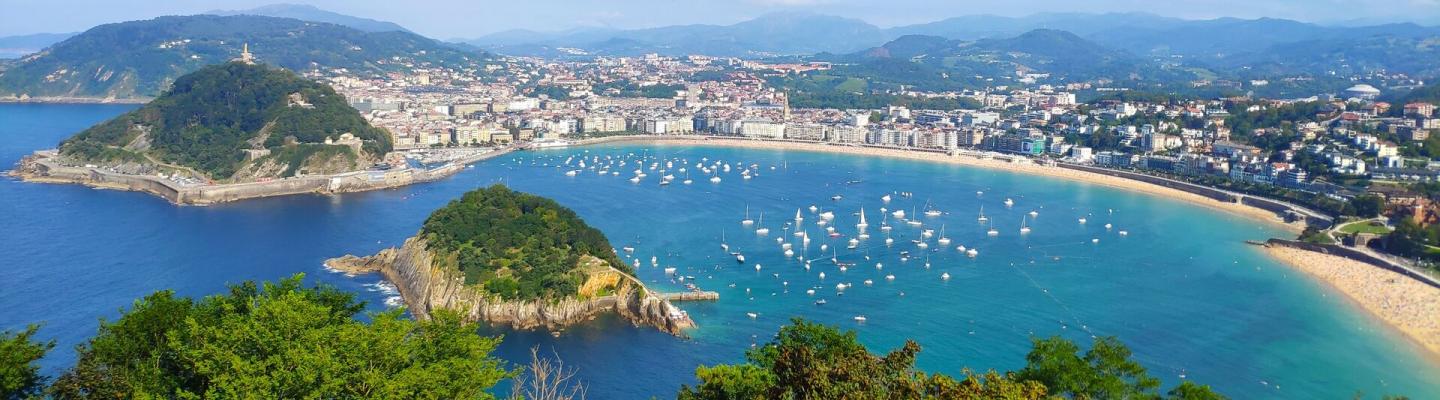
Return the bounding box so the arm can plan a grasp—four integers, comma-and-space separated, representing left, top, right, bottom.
0, 14, 487, 99
207, 3, 412, 33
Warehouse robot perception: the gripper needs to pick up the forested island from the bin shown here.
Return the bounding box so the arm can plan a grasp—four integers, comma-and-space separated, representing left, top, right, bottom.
53, 61, 391, 182
326, 185, 703, 335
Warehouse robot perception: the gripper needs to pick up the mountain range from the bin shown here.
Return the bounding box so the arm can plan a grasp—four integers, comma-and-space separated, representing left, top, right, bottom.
206, 3, 412, 33
0, 14, 487, 99
467, 11, 1440, 78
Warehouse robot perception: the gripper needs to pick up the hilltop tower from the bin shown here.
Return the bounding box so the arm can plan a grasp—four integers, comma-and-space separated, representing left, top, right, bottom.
238, 43, 255, 64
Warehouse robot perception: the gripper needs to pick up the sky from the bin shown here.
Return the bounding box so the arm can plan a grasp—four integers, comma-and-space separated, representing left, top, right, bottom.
2, 0, 1439, 38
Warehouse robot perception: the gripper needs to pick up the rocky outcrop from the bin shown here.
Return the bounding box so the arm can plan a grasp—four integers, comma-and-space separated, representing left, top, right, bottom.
326, 236, 697, 336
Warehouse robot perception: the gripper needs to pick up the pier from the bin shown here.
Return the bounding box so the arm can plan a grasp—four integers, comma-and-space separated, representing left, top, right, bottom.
659, 291, 720, 301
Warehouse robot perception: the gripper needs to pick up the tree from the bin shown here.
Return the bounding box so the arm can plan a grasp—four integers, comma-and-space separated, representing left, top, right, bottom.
1017, 336, 1226, 400
677, 318, 1046, 400
48, 274, 512, 399
0, 324, 54, 400
1350, 195, 1385, 218
509, 347, 587, 400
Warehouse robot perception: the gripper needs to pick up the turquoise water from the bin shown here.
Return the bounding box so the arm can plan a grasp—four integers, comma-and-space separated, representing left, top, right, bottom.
1, 104, 1437, 398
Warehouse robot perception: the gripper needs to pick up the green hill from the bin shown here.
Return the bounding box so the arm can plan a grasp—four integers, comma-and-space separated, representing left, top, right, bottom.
0, 14, 485, 99
59, 62, 392, 180
420, 185, 630, 301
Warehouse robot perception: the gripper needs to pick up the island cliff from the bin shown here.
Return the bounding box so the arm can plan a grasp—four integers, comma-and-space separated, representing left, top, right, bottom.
325, 185, 702, 336
327, 237, 696, 335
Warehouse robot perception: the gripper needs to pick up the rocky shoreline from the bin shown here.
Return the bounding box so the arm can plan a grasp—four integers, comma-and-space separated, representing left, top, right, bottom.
9, 147, 511, 205
326, 236, 697, 336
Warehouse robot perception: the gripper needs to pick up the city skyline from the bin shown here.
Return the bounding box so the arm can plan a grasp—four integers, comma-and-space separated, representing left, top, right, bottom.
3, 0, 1440, 39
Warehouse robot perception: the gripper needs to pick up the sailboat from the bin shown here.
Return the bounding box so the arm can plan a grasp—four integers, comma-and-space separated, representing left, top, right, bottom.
880, 214, 893, 232
756, 212, 770, 235
856, 208, 868, 228
977, 206, 989, 223
906, 207, 922, 226
741, 205, 754, 226
936, 225, 951, 246
720, 230, 729, 251
1020, 216, 1031, 235
986, 221, 999, 236
794, 208, 804, 225
923, 200, 942, 217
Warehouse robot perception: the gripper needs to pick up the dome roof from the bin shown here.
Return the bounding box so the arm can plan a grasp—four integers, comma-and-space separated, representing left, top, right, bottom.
1345, 84, 1381, 94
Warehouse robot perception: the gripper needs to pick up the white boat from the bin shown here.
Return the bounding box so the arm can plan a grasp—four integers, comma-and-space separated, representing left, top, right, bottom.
1020, 216, 1031, 235
937, 225, 951, 246
754, 264, 762, 271
977, 206, 989, 223
747, 312, 758, 319
1119, 230, 1129, 236
847, 238, 859, 248
875, 262, 883, 270
1029, 210, 1039, 217
885, 237, 894, 245
819, 272, 826, 279
863, 279, 874, 286
885, 274, 895, 281
683, 179, 693, 185
565, 170, 578, 177
1078, 218, 1088, 224
629, 176, 641, 183
892, 209, 906, 219
941, 272, 951, 280
987, 225, 999, 236
966, 248, 978, 257
916, 241, 928, 249
622, 246, 635, 253
820, 211, 835, 221
784, 249, 795, 257
741, 205, 754, 226
755, 212, 770, 235
881, 194, 892, 203
809, 205, 818, 213
921, 229, 934, 239
856, 209, 868, 228
651, 256, 658, 266
710, 175, 722, 183
794, 208, 804, 224
923, 201, 942, 217
1104, 223, 1113, 230
853, 316, 867, 322
664, 267, 677, 274
1092, 238, 1100, 244
736, 253, 746, 263
1004, 198, 1015, 208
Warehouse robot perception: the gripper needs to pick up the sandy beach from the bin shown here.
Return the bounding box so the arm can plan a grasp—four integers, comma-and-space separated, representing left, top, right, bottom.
586, 136, 1305, 234
1266, 246, 1440, 360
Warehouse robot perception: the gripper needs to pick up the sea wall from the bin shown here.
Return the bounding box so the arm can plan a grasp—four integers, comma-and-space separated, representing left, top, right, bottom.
1059, 164, 1238, 202
326, 236, 696, 335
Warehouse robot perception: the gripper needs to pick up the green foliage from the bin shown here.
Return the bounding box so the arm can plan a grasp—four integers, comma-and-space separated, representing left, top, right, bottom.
421, 185, 628, 300
0, 324, 54, 400
0, 15, 485, 98
1017, 336, 1227, 400
680, 319, 1232, 400
59, 62, 391, 179
677, 318, 1048, 400
529, 85, 574, 100
1349, 195, 1386, 219
590, 80, 684, 98
47, 274, 511, 399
